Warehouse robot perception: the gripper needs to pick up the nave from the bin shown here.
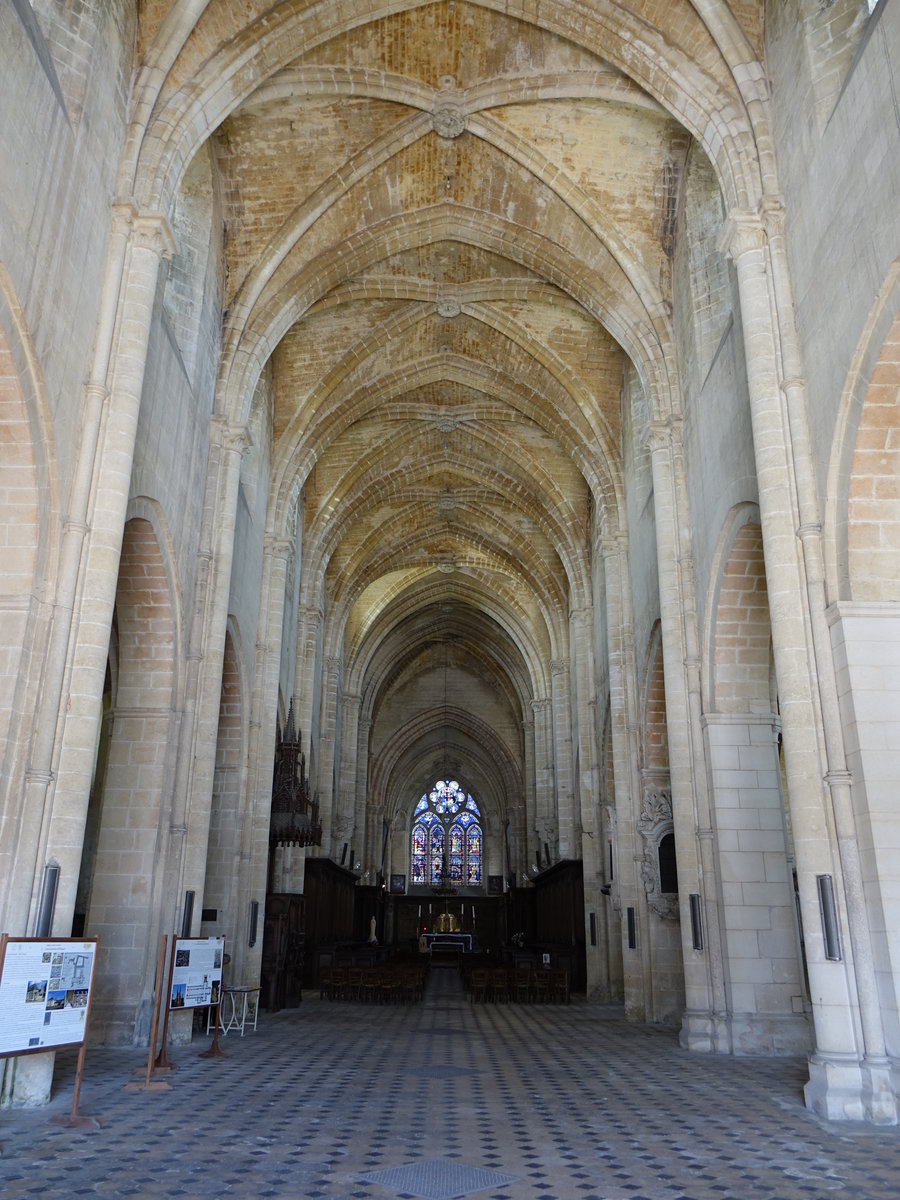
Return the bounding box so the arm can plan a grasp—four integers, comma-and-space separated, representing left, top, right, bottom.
2, 967, 899, 1200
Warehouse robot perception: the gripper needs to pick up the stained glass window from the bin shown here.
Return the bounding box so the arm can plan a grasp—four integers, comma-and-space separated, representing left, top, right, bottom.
410, 779, 483, 888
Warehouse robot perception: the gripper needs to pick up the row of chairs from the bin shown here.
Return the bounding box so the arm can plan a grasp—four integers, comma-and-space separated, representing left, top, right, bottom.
318, 963, 427, 1004
463, 963, 570, 1004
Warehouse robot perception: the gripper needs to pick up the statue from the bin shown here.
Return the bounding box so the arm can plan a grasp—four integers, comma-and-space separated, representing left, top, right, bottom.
368, 915, 377, 945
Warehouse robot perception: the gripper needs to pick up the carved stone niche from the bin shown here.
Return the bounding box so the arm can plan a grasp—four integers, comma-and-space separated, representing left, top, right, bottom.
638, 787, 679, 922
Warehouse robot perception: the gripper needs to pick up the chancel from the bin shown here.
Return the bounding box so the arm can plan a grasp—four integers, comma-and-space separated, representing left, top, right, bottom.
1, 0, 899, 1136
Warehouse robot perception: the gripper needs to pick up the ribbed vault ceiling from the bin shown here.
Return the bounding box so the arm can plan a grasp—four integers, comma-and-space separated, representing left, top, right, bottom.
129, 0, 762, 825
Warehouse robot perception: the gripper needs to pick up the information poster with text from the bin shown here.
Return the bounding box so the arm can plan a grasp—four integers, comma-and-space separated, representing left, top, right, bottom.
169, 936, 224, 1010
0, 937, 98, 1056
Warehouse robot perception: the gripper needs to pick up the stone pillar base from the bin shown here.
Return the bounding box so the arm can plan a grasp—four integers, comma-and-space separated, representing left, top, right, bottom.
0, 1052, 55, 1108
804, 1052, 899, 1124
729, 1011, 812, 1056
679, 1008, 732, 1053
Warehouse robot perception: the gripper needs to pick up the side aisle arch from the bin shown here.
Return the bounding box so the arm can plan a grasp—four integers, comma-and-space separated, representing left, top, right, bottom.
0, 265, 60, 926
80, 506, 181, 1042
825, 268, 900, 1061
702, 506, 810, 1054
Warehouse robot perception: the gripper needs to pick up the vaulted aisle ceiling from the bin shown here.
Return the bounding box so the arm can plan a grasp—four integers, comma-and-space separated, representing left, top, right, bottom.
130, 1, 763, 803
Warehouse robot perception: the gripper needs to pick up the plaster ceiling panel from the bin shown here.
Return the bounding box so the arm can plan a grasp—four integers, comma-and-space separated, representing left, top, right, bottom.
348, 241, 544, 286
215, 96, 415, 304
731, 2, 764, 55
325, 501, 564, 600
487, 298, 624, 437
272, 300, 409, 438
299, 2, 611, 91
488, 99, 686, 287
137, 1, 173, 58
310, 418, 583, 543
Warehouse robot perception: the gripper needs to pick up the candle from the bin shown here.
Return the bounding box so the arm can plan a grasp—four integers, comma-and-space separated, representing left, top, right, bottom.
418, 905, 422, 918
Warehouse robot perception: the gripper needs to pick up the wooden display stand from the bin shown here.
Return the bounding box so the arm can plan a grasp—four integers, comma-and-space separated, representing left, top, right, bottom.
0, 934, 100, 1131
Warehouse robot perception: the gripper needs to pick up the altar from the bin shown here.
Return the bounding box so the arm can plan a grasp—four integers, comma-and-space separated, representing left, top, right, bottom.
423, 932, 473, 954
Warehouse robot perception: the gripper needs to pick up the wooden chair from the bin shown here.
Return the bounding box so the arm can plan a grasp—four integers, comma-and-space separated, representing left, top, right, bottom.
549, 967, 569, 1004
318, 965, 332, 1000
377, 967, 401, 1004
490, 966, 509, 1003
361, 965, 379, 1004
347, 966, 364, 1002
469, 967, 489, 1003
513, 964, 533, 1004
531, 968, 550, 1003
400, 967, 422, 1004
330, 966, 349, 1001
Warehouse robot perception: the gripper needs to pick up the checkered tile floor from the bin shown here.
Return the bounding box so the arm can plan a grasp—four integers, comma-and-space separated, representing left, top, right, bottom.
1, 966, 898, 1199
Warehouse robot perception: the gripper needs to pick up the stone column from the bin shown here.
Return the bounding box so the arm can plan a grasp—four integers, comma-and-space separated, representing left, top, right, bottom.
354, 716, 372, 869
316, 656, 344, 856
530, 697, 554, 866
234, 535, 292, 981
600, 533, 649, 1020
31, 209, 176, 925
721, 208, 895, 1121
294, 605, 323, 780
521, 713, 536, 881
173, 421, 249, 939
3, 205, 174, 1104
550, 659, 576, 858
333, 691, 361, 862
645, 418, 727, 1050
570, 605, 610, 998
365, 802, 386, 884
336, 696, 362, 844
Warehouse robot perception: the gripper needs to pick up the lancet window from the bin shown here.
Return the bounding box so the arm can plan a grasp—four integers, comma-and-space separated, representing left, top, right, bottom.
410, 779, 483, 887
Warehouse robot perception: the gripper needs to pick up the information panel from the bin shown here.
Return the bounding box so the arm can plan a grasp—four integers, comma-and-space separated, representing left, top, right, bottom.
169, 936, 224, 1010
0, 937, 98, 1057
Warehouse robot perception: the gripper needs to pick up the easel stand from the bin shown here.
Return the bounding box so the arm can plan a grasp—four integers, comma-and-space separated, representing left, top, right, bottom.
199, 996, 226, 1059
50, 1040, 100, 1130
125, 936, 172, 1092
153, 935, 178, 1073
0, 935, 102, 1137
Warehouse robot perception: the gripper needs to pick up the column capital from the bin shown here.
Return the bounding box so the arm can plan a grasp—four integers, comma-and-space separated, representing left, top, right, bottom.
84, 382, 110, 406
531, 697, 551, 714
642, 415, 682, 453
759, 195, 786, 238
599, 531, 627, 560
264, 534, 294, 562
797, 521, 823, 545
210, 417, 250, 457
717, 209, 767, 261
121, 205, 176, 259
325, 656, 344, 676
550, 658, 569, 676
780, 376, 806, 396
